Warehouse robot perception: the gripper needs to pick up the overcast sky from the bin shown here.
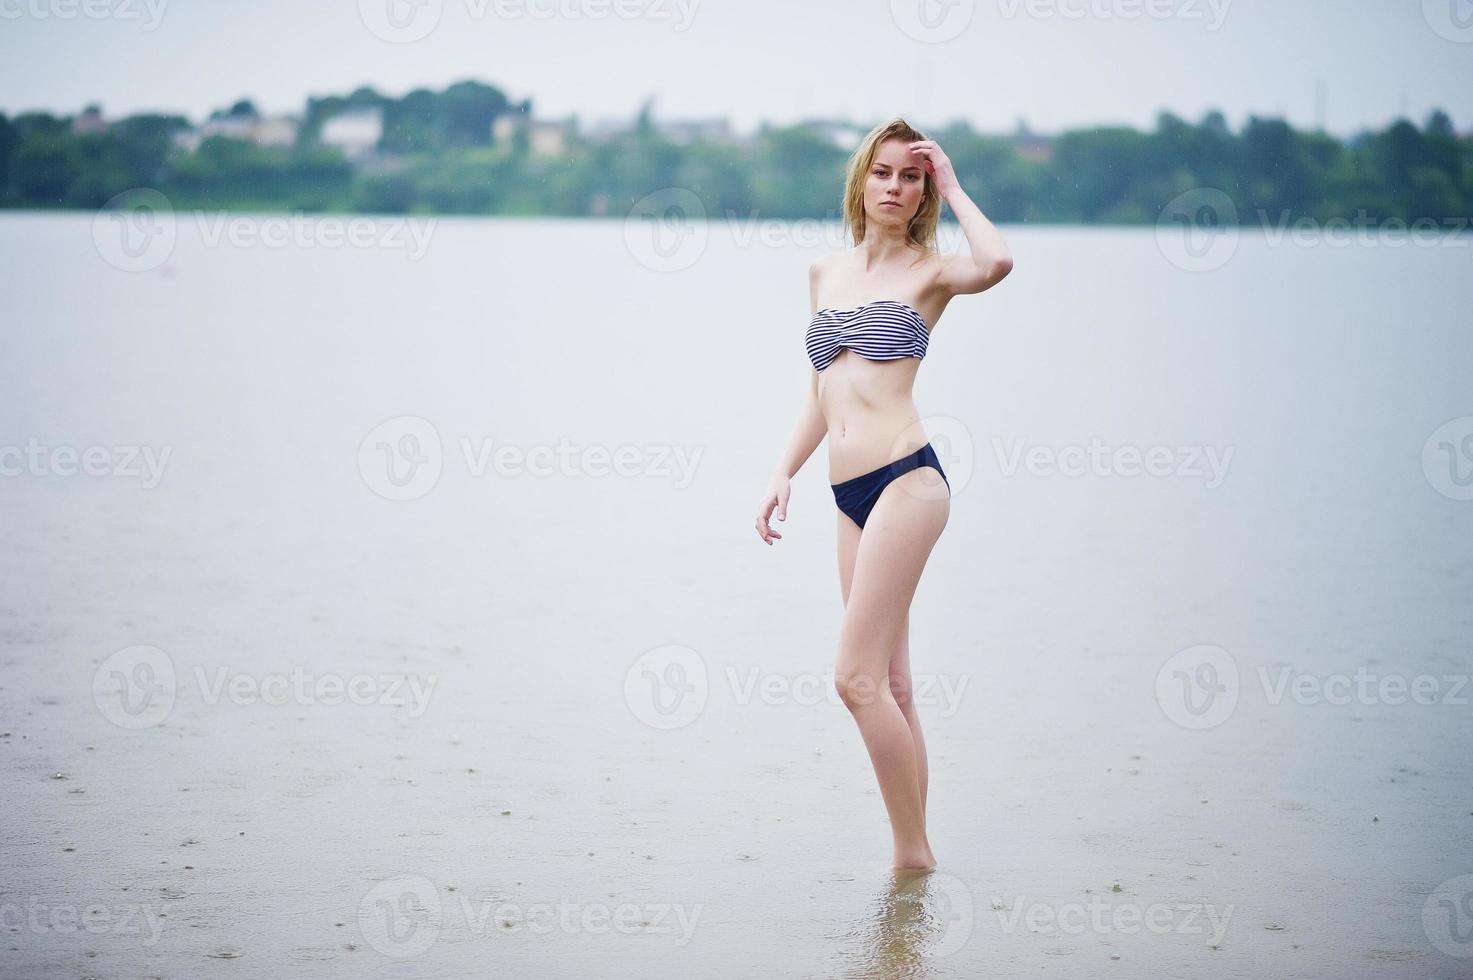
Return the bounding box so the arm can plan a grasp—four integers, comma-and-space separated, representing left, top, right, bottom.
2, 0, 1470, 138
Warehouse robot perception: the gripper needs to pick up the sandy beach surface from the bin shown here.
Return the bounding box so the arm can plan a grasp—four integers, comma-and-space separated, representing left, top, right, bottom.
2, 215, 1471, 978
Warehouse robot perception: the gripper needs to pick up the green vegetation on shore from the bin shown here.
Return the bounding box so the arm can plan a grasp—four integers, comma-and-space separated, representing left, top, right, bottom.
1, 79, 1469, 225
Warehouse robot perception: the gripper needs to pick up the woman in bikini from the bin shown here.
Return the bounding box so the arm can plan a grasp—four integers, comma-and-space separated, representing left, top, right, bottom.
754, 117, 1013, 871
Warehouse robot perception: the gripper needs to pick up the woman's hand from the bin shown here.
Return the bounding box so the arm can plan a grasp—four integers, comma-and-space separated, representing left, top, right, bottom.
755, 476, 790, 546
909, 139, 960, 195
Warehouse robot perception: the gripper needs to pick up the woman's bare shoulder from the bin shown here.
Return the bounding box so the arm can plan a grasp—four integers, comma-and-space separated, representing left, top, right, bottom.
916, 248, 961, 293
809, 250, 850, 275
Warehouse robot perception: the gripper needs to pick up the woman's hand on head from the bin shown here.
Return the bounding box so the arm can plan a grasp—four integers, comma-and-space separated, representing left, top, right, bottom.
755, 477, 790, 546
909, 140, 960, 195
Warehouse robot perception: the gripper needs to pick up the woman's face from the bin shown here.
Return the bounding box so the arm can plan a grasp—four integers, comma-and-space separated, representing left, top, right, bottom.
865, 139, 927, 225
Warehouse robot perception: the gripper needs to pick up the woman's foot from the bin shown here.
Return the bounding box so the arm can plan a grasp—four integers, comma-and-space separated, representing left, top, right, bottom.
892, 844, 937, 871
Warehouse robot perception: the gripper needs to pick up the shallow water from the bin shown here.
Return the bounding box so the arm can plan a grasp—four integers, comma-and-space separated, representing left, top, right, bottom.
1, 213, 1471, 978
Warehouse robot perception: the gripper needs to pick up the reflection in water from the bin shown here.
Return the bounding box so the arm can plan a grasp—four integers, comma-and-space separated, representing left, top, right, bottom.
838, 868, 974, 979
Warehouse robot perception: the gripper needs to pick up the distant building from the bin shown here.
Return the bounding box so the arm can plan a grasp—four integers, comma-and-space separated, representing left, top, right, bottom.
320, 108, 383, 160
172, 129, 202, 153
583, 115, 634, 143
72, 106, 108, 135
1011, 121, 1053, 162
582, 114, 740, 146
491, 115, 518, 145
169, 112, 299, 154
253, 116, 299, 148
493, 114, 573, 156
807, 121, 866, 152
531, 119, 573, 156
656, 118, 734, 145
200, 114, 257, 142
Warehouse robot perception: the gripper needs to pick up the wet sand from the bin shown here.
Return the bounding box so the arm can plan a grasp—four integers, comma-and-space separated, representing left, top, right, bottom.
2, 215, 1471, 978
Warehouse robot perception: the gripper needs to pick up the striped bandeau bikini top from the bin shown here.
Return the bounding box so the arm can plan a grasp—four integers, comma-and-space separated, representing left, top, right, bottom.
805, 300, 931, 373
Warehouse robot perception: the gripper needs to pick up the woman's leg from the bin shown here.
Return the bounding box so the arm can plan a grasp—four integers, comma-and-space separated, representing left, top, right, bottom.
833, 468, 949, 868
837, 505, 862, 602
838, 522, 930, 827
889, 614, 929, 826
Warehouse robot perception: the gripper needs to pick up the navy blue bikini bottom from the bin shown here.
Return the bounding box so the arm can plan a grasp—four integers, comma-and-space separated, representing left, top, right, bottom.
831, 442, 950, 529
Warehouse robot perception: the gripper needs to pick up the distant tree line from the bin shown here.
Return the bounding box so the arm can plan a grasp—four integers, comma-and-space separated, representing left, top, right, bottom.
0, 78, 1468, 225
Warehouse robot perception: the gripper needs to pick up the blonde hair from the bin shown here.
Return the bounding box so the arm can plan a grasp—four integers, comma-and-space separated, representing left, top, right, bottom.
841, 117, 940, 256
